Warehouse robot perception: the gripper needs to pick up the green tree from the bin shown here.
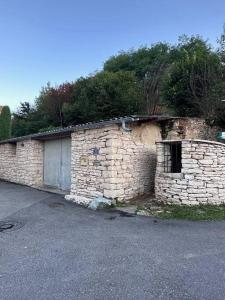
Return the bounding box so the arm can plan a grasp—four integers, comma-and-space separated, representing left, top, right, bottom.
104, 43, 172, 79
12, 82, 75, 137
63, 71, 143, 125
0, 106, 11, 140
35, 82, 74, 127
163, 36, 224, 122
12, 102, 49, 137
218, 24, 225, 63
11, 30, 225, 136
214, 25, 225, 126
104, 43, 173, 114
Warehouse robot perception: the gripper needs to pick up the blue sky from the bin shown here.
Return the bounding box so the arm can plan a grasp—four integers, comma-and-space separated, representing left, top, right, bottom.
0, 0, 224, 111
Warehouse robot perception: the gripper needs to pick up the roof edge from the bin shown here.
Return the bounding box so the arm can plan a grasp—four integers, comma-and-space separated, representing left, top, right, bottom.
0, 115, 181, 145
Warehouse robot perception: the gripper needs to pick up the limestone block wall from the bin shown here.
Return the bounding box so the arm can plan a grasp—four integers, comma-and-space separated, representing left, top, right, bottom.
66, 122, 161, 204
155, 140, 225, 205
0, 143, 17, 181
105, 122, 160, 201
0, 140, 43, 187
164, 118, 219, 141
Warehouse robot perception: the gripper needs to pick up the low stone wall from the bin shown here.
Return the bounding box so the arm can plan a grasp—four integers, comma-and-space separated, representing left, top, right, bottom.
155, 140, 225, 205
66, 122, 161, 205
0, 140, 43, 187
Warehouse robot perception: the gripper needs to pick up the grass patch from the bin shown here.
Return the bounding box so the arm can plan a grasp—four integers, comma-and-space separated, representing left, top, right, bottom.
153, 204, 225, 221
136, 205, 146, 212
115, 202, 130, 207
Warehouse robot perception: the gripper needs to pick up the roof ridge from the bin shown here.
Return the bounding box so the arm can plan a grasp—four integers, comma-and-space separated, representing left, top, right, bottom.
0, 115, 174, 145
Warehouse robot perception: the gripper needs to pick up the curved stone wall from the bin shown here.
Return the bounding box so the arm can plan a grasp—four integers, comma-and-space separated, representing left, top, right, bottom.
155, 140, 225, 205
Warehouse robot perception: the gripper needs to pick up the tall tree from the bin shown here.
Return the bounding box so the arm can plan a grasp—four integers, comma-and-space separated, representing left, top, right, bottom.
163, 36, 224, 123
104, 43, 172, 79
218, 24, 225, 64
11, 31, 225, 137
104, 43, 173, 114
214, 25, 225, 126
35, 82, 74, 127
143, 55, 172, 114
14, 101, 34, 119
63, 71, 143, 124
12, 102, 48, 137
0, 106, 11, 140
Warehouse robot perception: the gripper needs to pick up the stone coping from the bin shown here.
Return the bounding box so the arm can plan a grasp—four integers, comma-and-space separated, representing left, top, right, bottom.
156, 139, 225, 147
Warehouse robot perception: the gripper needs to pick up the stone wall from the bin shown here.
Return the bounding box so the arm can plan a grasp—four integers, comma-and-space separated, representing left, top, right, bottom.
155, 140, 225, 205
66, 122, 161, 205
0, 117, 221, 205
163, 118, 219, 141
0, 140, 43, 187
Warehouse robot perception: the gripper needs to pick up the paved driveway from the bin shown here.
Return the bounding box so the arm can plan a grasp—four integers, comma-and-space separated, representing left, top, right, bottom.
1, 181, 225, 300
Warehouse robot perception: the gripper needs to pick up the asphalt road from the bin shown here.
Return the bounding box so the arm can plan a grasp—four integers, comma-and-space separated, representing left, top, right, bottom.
1, 181, 225, 300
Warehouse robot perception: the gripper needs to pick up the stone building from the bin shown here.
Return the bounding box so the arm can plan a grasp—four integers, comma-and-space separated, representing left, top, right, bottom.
0, 115, 220, 205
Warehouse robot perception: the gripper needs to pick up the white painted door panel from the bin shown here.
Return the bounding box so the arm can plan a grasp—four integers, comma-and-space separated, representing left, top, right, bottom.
44, 138, 71, 191
61, 138, 71, 190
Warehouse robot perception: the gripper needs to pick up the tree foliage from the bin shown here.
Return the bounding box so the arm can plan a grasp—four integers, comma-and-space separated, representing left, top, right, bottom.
104, 43, 173, 114
218, 24, 225, 64
11, 28, 225, 137
12, 72, 143, 136
63, 71, 143, 125
12, 101, 46, 137
163, 36, 225, 123
104, 43, 172, 78
35, 82, 74, 127
0, 106, 11, 140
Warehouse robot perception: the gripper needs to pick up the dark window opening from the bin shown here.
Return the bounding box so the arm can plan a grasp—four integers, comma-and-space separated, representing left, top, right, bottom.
163, 142, 182, 173
10, 143, 17, 156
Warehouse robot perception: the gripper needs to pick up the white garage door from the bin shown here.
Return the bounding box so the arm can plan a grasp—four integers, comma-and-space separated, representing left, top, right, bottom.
44, 138, 71, 191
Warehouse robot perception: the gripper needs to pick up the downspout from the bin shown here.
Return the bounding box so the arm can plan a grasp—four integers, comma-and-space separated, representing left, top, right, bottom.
121, 118, 134, 132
